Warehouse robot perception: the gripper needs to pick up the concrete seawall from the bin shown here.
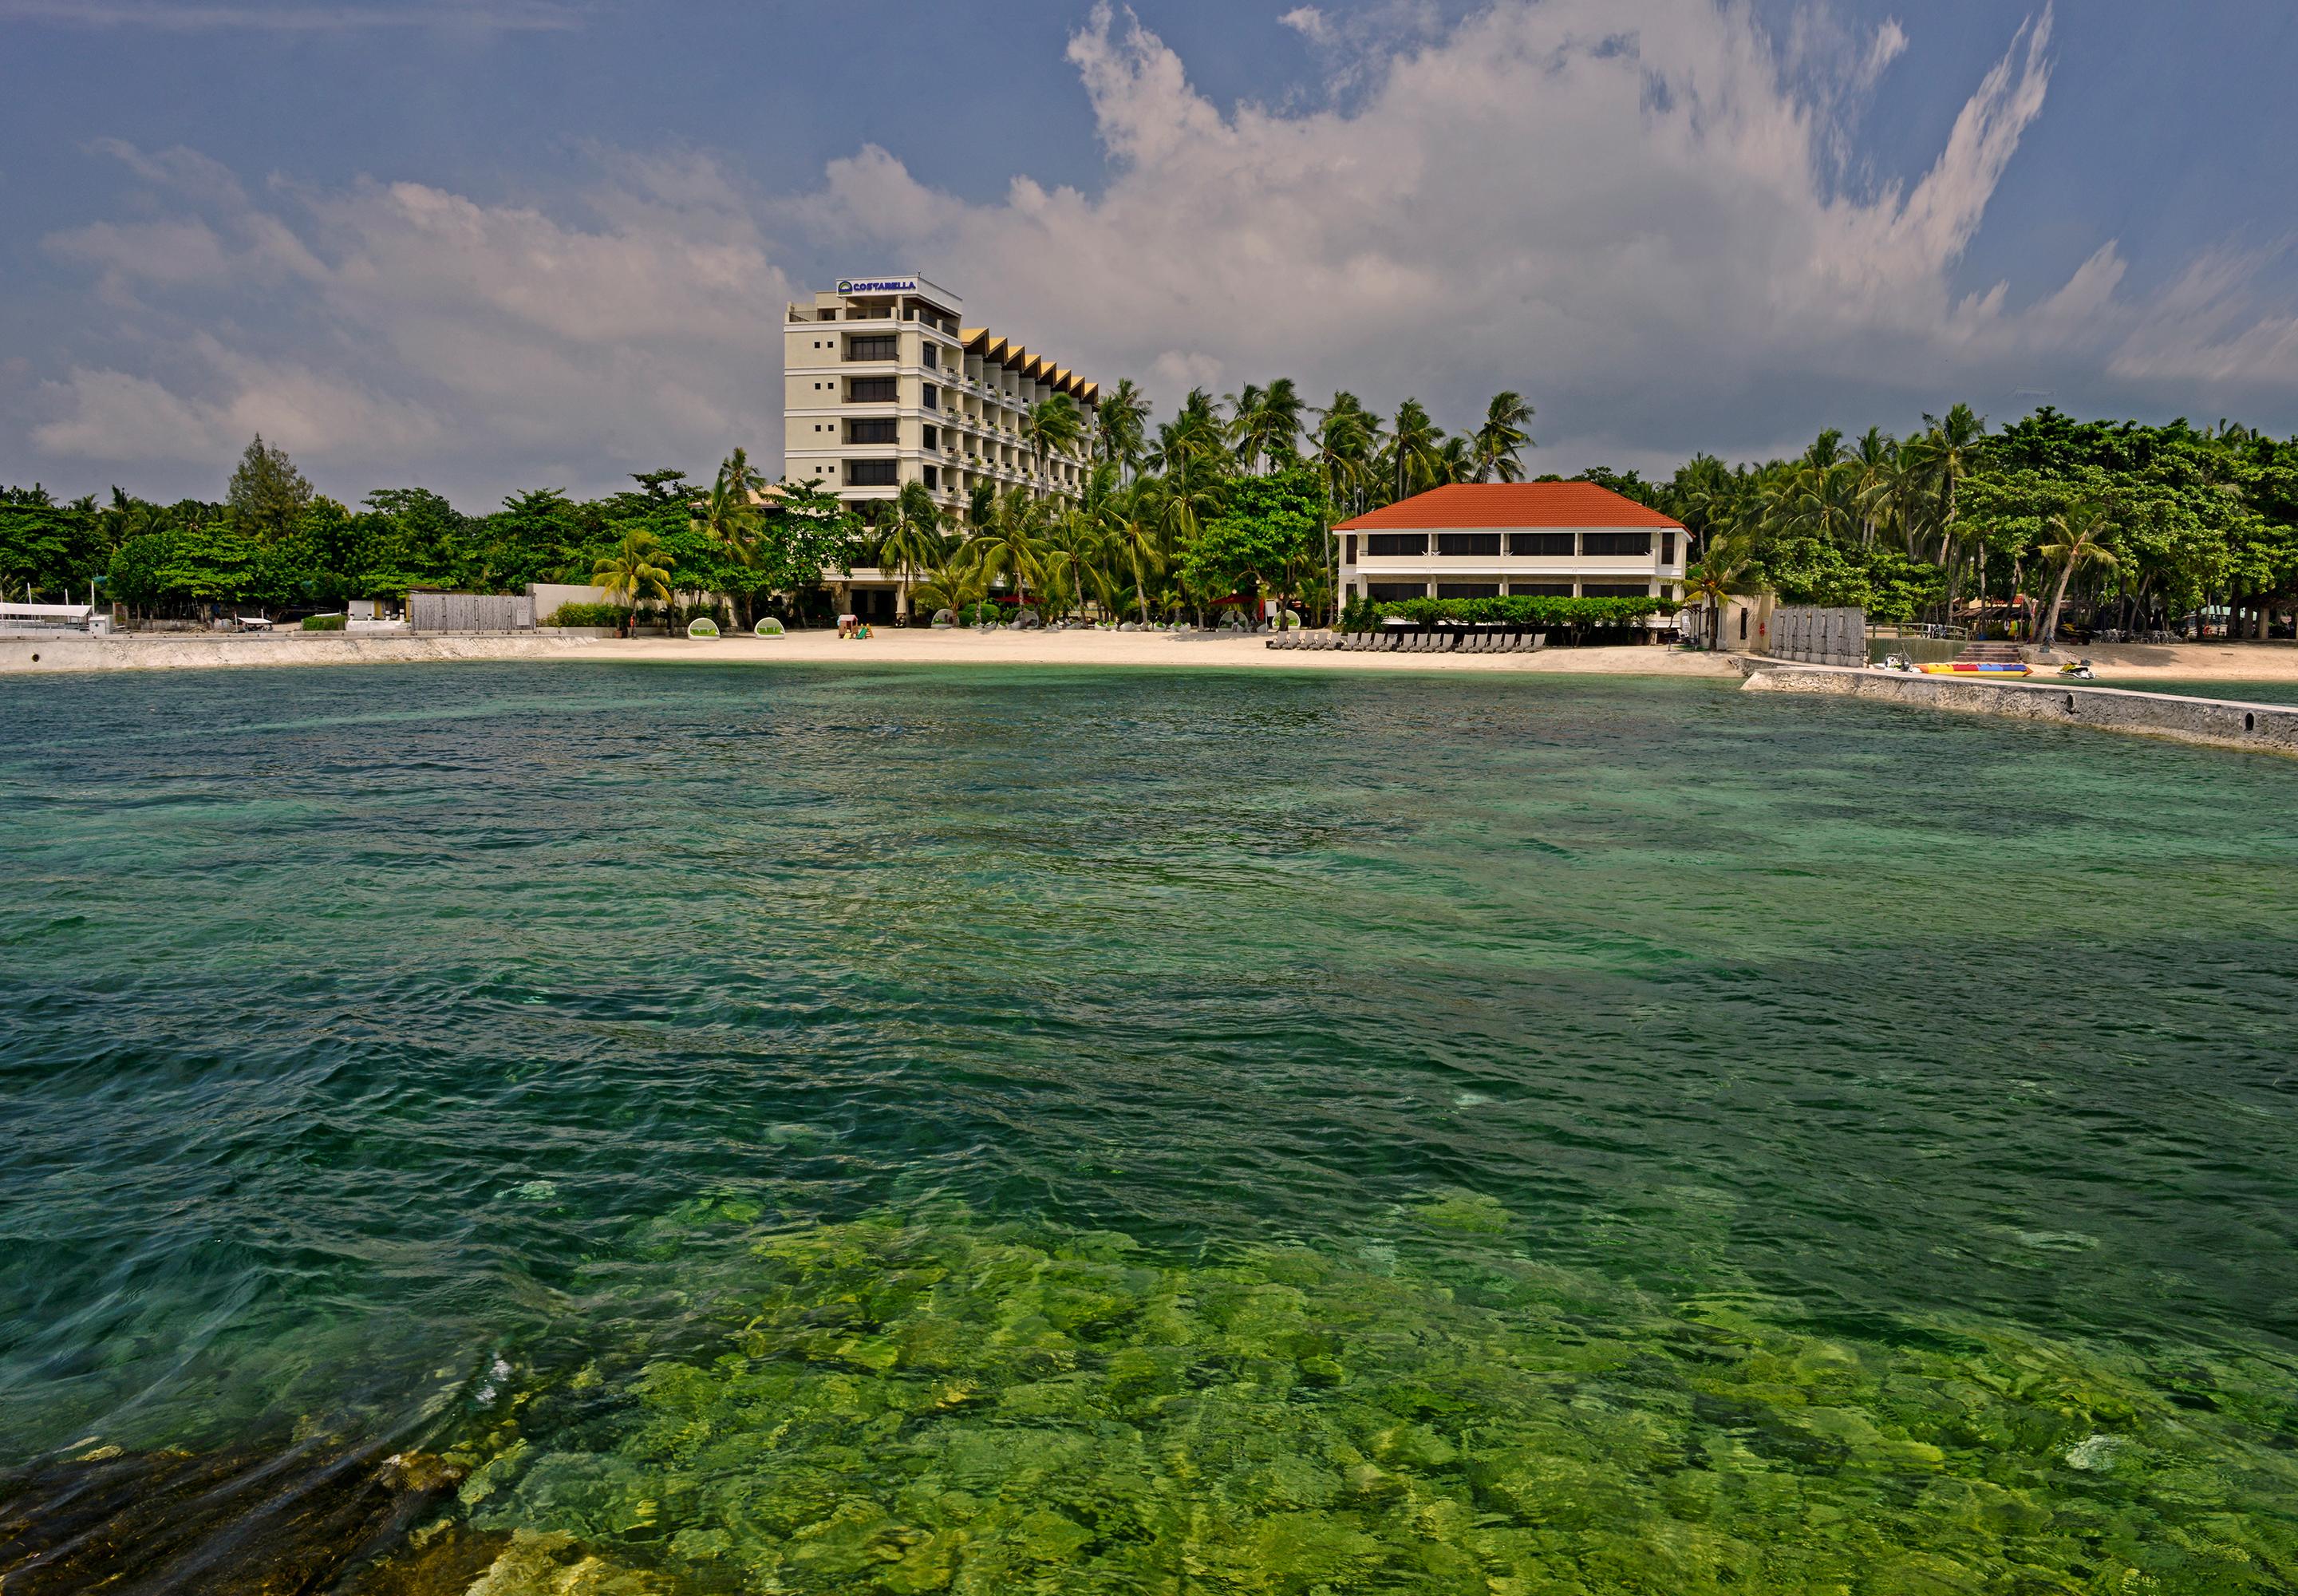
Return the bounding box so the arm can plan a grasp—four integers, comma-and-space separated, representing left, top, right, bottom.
1743, 662, 2298, 758
0, 631, 602, 675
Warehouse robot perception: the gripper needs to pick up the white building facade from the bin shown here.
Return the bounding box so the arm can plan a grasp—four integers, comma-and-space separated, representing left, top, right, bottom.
784, 276, 1097, 513
1336, 483, 1687, 607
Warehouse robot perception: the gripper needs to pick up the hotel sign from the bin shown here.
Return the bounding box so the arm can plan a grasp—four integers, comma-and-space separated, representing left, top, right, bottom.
838, 277, 918, 294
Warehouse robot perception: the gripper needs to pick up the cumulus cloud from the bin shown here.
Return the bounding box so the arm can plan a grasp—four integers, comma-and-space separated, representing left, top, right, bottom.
33, 141, 792, 497
22, 0, 2298, 499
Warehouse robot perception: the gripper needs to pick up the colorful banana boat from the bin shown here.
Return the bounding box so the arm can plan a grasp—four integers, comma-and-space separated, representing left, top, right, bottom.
1918, 662, 2031, 678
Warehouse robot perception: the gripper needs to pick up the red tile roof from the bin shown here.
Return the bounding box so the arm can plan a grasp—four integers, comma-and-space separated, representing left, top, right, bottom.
1334, 482, 1682, 531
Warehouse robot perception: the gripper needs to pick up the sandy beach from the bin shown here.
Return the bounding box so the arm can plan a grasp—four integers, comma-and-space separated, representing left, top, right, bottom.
3, 628, 1739, 678
6, 628, 2294, 684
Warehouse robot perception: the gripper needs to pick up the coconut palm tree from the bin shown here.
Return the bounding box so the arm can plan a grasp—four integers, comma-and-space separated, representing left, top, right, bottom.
1388, 399, 1447, 503
877, 480, 948, 616
1096, 379, 1151, 479
594, 527, 674, 636
1023, 394, 1085, 492
1680, 536, 1763, 650
910, 547, 989, 622
1309, 393, 1380, 518
966, 489, 1049, 609
1471, 391, 1536, 482
2038, 500, 2118, 649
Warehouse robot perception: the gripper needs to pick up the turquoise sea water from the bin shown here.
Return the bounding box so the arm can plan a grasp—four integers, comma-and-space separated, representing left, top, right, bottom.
2, 662, 2296, 1592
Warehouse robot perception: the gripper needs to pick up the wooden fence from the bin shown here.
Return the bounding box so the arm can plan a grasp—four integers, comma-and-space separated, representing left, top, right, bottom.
408, 592, 535, 633
1767, 605, 1866, 667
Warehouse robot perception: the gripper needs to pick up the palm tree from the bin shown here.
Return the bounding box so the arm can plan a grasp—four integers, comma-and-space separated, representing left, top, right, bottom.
1023, 394, 1085, 492
690, 448, 764, 622
1104, 480, 1167, 626
1680, 534, 1763, 650
2038, 500, 2118, 649
1309, 393, 1378, 517
1389, 398, 1446, 503
594, 527, 674, 636
1096, 379, 1151, 479
910, 546, 989, 622
1471, 392, 1536, 482
1156, 389, 1228, 494
877, 480, 947, 616
966, 489, 1049, 609
1905, 404, 1987, 618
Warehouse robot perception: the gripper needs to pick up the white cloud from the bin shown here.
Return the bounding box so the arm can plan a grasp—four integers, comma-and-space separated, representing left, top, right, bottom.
33, 142, 792, 496
22, 0, 2298, 500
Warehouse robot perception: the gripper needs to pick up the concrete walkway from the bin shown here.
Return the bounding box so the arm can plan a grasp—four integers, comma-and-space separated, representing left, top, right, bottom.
1742, 661, 2298, 757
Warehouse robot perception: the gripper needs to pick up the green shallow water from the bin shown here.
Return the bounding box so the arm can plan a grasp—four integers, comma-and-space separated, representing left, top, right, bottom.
3, 662, 2296, 1592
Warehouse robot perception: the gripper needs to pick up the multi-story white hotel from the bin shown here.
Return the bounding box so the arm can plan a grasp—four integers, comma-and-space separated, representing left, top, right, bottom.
784, 275, 1097, 512
783, 275, 1101, 619
1336, 482, 1686, 606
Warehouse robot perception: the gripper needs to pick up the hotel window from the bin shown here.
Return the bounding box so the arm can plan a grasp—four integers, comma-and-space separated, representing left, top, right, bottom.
1341, 535, 1355, 564
922, 383, 940, 409
1367, 582, 1426, 601
1581, 532, 1653, 557
848, 418, 897, 444
848, 377, 897, 403
922, 345, 939, 369
1508, 532, 1577, 556
847, 335, 898, 361
1364, 533, 1427, 556
1660, 532, 1676, 563
1436, 583, 1500, 599
1510, 583, 1573, 596
1582, 583, 1652, 598
924, 465, 940, 488
922, 425, 938, 449
847, 460, 899, 487
1436, 533, 1502, 556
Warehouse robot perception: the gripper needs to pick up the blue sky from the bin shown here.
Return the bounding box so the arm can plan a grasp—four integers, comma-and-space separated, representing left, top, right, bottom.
4, 0, 2297, 505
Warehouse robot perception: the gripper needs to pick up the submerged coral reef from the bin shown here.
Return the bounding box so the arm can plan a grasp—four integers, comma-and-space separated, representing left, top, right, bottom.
395, 1195, 2298, 1594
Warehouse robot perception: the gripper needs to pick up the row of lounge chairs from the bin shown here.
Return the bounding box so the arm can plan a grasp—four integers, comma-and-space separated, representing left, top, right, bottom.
1267, 630, 1549, 654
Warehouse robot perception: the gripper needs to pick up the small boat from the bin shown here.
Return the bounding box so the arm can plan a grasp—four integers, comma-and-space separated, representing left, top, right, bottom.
1919, 662, 2031, 678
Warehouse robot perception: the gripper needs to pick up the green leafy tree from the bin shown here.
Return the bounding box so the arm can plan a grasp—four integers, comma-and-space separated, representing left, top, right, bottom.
226, 435, 314, 539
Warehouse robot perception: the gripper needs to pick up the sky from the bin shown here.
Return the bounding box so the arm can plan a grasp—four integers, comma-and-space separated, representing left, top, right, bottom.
4, 0, 2298, 508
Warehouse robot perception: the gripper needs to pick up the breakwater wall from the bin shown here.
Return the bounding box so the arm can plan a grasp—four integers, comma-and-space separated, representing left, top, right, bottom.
1743, 662, 2298, 757
0, 631, 600, 676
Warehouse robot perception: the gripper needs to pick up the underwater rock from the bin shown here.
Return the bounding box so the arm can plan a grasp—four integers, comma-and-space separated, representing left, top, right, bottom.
0, 1441, 464, 1595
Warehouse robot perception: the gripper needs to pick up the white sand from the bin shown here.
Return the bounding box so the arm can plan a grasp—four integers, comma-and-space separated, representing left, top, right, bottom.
9, 628, 2291, 685
2, 628, 1739, 678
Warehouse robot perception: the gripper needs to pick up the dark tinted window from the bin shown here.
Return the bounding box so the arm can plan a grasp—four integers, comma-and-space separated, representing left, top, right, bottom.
1364, 533, 1427, 556
1436, 533, 1502, 556
1366, 583, 1425, 601
848, 419, 897, 444
1436, 583, 1499, 599
1581, 583, 1652, 598
1509, 532, 1577, 556
848, 377, 897, 403
1510, 583, 1573, 596
847, 460, 899, 487
847, 335, 897, 361
1660, 532, 1676, 563
1581, 531, 1652, 556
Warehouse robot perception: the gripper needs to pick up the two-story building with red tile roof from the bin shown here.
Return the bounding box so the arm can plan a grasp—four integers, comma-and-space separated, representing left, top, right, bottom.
1335, 482, 1686, 608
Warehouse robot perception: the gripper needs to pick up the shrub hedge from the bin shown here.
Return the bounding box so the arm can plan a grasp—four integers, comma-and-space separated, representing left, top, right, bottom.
1339, 595, 1680, 632
301, 614, 345, 630
544, 602, 634, 627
